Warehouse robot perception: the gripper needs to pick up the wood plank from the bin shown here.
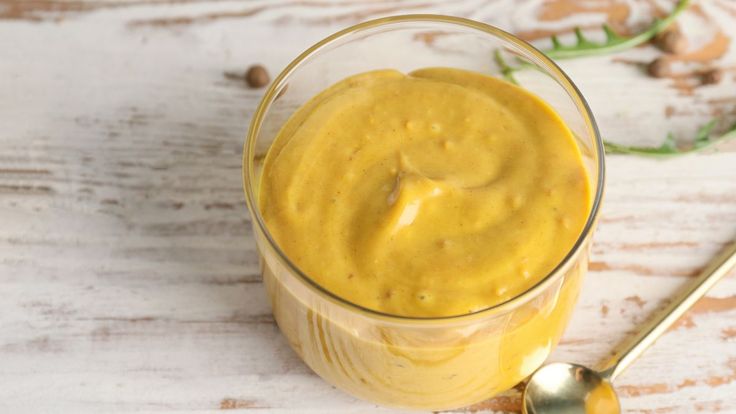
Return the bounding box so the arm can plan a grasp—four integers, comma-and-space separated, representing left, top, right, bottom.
1, 0, 735, 412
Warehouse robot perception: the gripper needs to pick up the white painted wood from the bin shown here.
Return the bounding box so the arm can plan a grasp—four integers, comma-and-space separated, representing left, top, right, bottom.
1, 1, 735, 413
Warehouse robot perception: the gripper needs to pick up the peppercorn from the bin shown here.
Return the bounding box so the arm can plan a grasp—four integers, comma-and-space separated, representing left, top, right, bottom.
245, 65, 270, 88
654, 29, 687, 54
701, 68, 723, 85
647, 58, 671, 78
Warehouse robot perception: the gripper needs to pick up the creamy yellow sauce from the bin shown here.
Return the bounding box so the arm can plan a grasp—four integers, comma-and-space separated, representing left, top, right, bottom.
260, 67, 590, 317
585, 383, 621, 414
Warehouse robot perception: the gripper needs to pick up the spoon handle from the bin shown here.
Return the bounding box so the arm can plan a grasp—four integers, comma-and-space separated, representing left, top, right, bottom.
599, 239, 736, 381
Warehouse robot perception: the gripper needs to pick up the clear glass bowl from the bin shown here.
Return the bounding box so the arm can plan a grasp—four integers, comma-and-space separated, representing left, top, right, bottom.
243, 15, 604, 411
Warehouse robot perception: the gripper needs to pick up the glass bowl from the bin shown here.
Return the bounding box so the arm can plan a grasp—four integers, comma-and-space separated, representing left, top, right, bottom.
243, 15, 604, 411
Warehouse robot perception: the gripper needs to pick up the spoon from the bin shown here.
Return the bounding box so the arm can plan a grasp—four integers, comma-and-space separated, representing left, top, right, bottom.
523, 240, 736, 414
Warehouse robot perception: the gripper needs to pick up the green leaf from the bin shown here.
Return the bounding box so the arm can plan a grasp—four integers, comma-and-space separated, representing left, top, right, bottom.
693, 119, 717, 148
662, 133, 677, 151
602, 24, 623, 42
573, 28, 587, 45
493, 49, 520, 85
544, 0, 691, 59
604, 119, 736, 158
491, 0, 691, 83
551, 35, 562, 49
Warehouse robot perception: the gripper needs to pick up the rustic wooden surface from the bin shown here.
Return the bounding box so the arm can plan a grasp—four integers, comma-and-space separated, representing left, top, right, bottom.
1, 0, 736, 413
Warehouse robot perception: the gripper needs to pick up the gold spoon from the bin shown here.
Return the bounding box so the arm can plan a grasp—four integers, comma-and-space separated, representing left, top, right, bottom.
523, 240, 736, 414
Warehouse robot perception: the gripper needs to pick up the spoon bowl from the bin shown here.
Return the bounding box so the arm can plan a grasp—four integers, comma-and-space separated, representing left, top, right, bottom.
523, 362, 620, 414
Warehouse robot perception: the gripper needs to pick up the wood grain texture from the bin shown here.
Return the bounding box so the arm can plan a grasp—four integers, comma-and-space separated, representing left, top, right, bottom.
1, 0, 735, 413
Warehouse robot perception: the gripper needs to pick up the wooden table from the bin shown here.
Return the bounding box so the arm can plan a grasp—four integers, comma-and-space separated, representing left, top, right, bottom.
2, 1, 735, 412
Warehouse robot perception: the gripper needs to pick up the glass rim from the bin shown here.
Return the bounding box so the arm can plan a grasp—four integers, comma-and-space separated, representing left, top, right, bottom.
243, 14, 606, 322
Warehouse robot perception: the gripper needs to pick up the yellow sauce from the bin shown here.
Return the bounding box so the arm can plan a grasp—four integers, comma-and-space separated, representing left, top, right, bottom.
260, 67, 590, 317
585, 383, 621, 414
255, 67, 594, 409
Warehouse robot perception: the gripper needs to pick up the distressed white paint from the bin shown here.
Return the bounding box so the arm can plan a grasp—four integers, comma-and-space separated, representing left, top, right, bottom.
1, 1, 735, 413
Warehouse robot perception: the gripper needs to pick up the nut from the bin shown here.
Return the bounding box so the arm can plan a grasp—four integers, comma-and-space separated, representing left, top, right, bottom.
245, 65, 270, 88
654, 29, 687, 54
647, 58, 671, 78
701, 68, 724, 85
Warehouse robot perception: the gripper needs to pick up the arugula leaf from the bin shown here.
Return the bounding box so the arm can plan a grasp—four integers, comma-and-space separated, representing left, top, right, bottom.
493, 0, 691, 83
494, 0, 734, 159
493, 49, 520, 85
545, 0, 691, 59
494, 0, 690, 79
604, 120, 736, 158
693, 119, 718, 148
